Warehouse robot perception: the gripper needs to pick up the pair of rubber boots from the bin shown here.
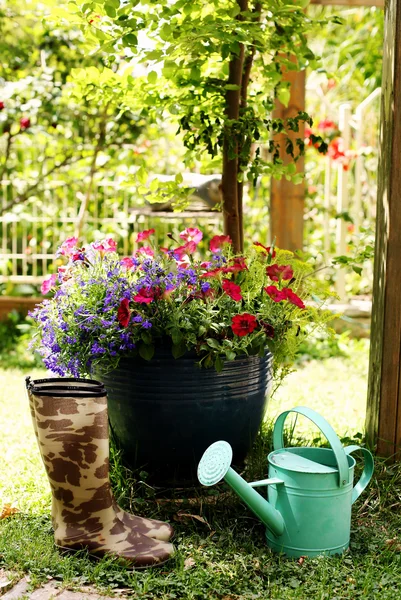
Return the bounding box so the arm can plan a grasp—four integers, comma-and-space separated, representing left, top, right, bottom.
26, 376, 175, 568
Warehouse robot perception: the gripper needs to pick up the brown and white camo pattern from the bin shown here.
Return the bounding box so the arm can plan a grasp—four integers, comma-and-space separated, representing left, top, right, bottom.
26, 378, 174, 543
28, 383, 174, 567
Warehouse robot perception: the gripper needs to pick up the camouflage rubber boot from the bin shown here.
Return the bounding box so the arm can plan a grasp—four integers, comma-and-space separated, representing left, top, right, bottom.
30, 385, 175, 568
26, 377, 173, 542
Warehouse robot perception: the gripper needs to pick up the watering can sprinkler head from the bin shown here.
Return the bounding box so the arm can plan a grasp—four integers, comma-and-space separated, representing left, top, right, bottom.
198, 441, 285, 537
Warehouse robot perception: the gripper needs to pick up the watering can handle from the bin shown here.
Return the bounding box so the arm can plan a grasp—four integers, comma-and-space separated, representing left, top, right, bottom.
344, 445, 374, 504
273, 406, 350, 488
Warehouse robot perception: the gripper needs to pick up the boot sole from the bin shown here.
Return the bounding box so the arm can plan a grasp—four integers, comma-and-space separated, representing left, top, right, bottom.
55, 544, 174, 569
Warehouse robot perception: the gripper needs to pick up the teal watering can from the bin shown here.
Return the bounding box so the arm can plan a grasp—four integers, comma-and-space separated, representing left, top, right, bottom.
197, 406, 374, 558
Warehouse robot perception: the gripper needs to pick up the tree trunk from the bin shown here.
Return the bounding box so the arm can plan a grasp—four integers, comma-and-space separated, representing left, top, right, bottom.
222, 0, 247, 253
366, 0, 401, 457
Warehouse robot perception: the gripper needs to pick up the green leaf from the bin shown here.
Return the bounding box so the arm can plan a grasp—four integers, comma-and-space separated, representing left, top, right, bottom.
277, 87, 291, 107
147, 70, 158, 84
206, 338, 220, 349
190, 65, 201, 81
123, 33, 138, 47
172, 341, 187, 359
141, 332, 152, 344
106, 0, 120, 8
352, 266, 363, 276
226, 351, 236, 361
198, 325, 207, 336
175, 173, 183, 184
171, 328, 183, 345
215, 355, 224, 373
139, 343, 155, 361
136, 166, 147, 184
104, 4, 116, 17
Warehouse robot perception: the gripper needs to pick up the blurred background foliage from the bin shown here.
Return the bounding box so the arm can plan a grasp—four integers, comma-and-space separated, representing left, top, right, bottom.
0, 2, 383, 302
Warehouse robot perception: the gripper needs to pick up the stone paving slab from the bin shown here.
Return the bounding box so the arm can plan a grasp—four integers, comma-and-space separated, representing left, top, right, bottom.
1, 579, 126, 600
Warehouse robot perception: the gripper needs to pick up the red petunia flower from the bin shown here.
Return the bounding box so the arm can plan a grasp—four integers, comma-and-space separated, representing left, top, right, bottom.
253, 242, 276, 258
136, 229, 155, 243
260, 321, 275, 338
283, 288, 305, 309
133, 287, 154, 304
222, 279, 242, 301
266, 264, 294, 282
210, 235, 232, 253
222, 256, 248, 274
199, 268, 224, 279
264, 285, 287, 302
231, 313, 258, 337
118, 298, 131, 327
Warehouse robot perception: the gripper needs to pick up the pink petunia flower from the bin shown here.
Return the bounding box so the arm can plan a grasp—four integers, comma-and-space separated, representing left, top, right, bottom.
179, 227, 203, 244
121, 257, 136, 269
172, 241, 197, 260
136, 229, 155, 243
137, 246, 155, 258
41, 274, 57, 295
210, 235, 232, 253
58, 237, 78, 257
92, 238, 117, 253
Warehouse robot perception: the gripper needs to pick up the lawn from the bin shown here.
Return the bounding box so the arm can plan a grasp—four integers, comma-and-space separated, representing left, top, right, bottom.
1, 341, 401, 599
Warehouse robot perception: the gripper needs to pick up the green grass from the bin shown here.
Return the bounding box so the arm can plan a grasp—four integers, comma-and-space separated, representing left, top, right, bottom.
2, 342, 401, 599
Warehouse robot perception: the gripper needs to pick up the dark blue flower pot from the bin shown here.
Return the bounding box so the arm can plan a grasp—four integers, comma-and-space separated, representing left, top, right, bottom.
96, 347, 273, 486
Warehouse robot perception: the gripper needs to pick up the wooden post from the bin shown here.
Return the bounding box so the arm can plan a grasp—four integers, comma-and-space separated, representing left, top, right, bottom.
270, 65, 305, 251
366, 0, 401, 457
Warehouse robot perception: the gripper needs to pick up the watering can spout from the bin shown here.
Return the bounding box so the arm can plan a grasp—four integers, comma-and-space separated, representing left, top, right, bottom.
197, 441, 285, 537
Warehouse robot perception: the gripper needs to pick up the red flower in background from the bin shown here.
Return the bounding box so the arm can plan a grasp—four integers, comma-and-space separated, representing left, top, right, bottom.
199, 268, 223, 279
222, 257, 248, 273
260, 321, 275, 338
20, 117, 31, 130
92, 238, 117, 253
136, 229, 155, 243
0, 101, 5, 111
210, 235, 232, 253
264, 285, 286, 302
231, 313, 258, 337
317, 119, 338, 136
137, 246, 155, 258
266, 264, 294, 282
222, 279, 242, 301
121, 257, 136, 269
133, 287, 154, 304
253, 242, 276, 258
283, 288, 305, 309
117, 298, 131, 327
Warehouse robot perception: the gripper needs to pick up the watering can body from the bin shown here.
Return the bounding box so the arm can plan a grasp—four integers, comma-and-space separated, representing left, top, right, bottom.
198, 406, 374, 559
264, 447, 358, 557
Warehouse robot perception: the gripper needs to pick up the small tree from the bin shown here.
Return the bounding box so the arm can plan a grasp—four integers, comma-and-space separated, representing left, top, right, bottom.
57, 0, 328, 251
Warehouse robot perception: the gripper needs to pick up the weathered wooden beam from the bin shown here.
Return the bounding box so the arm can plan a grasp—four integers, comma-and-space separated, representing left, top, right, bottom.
270, 65, 305, 251
366, 0, 401, 457
310, 0, 383, 6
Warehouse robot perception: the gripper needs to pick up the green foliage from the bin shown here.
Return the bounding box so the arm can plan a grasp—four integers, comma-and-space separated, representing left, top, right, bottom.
0, 311, 42, 369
